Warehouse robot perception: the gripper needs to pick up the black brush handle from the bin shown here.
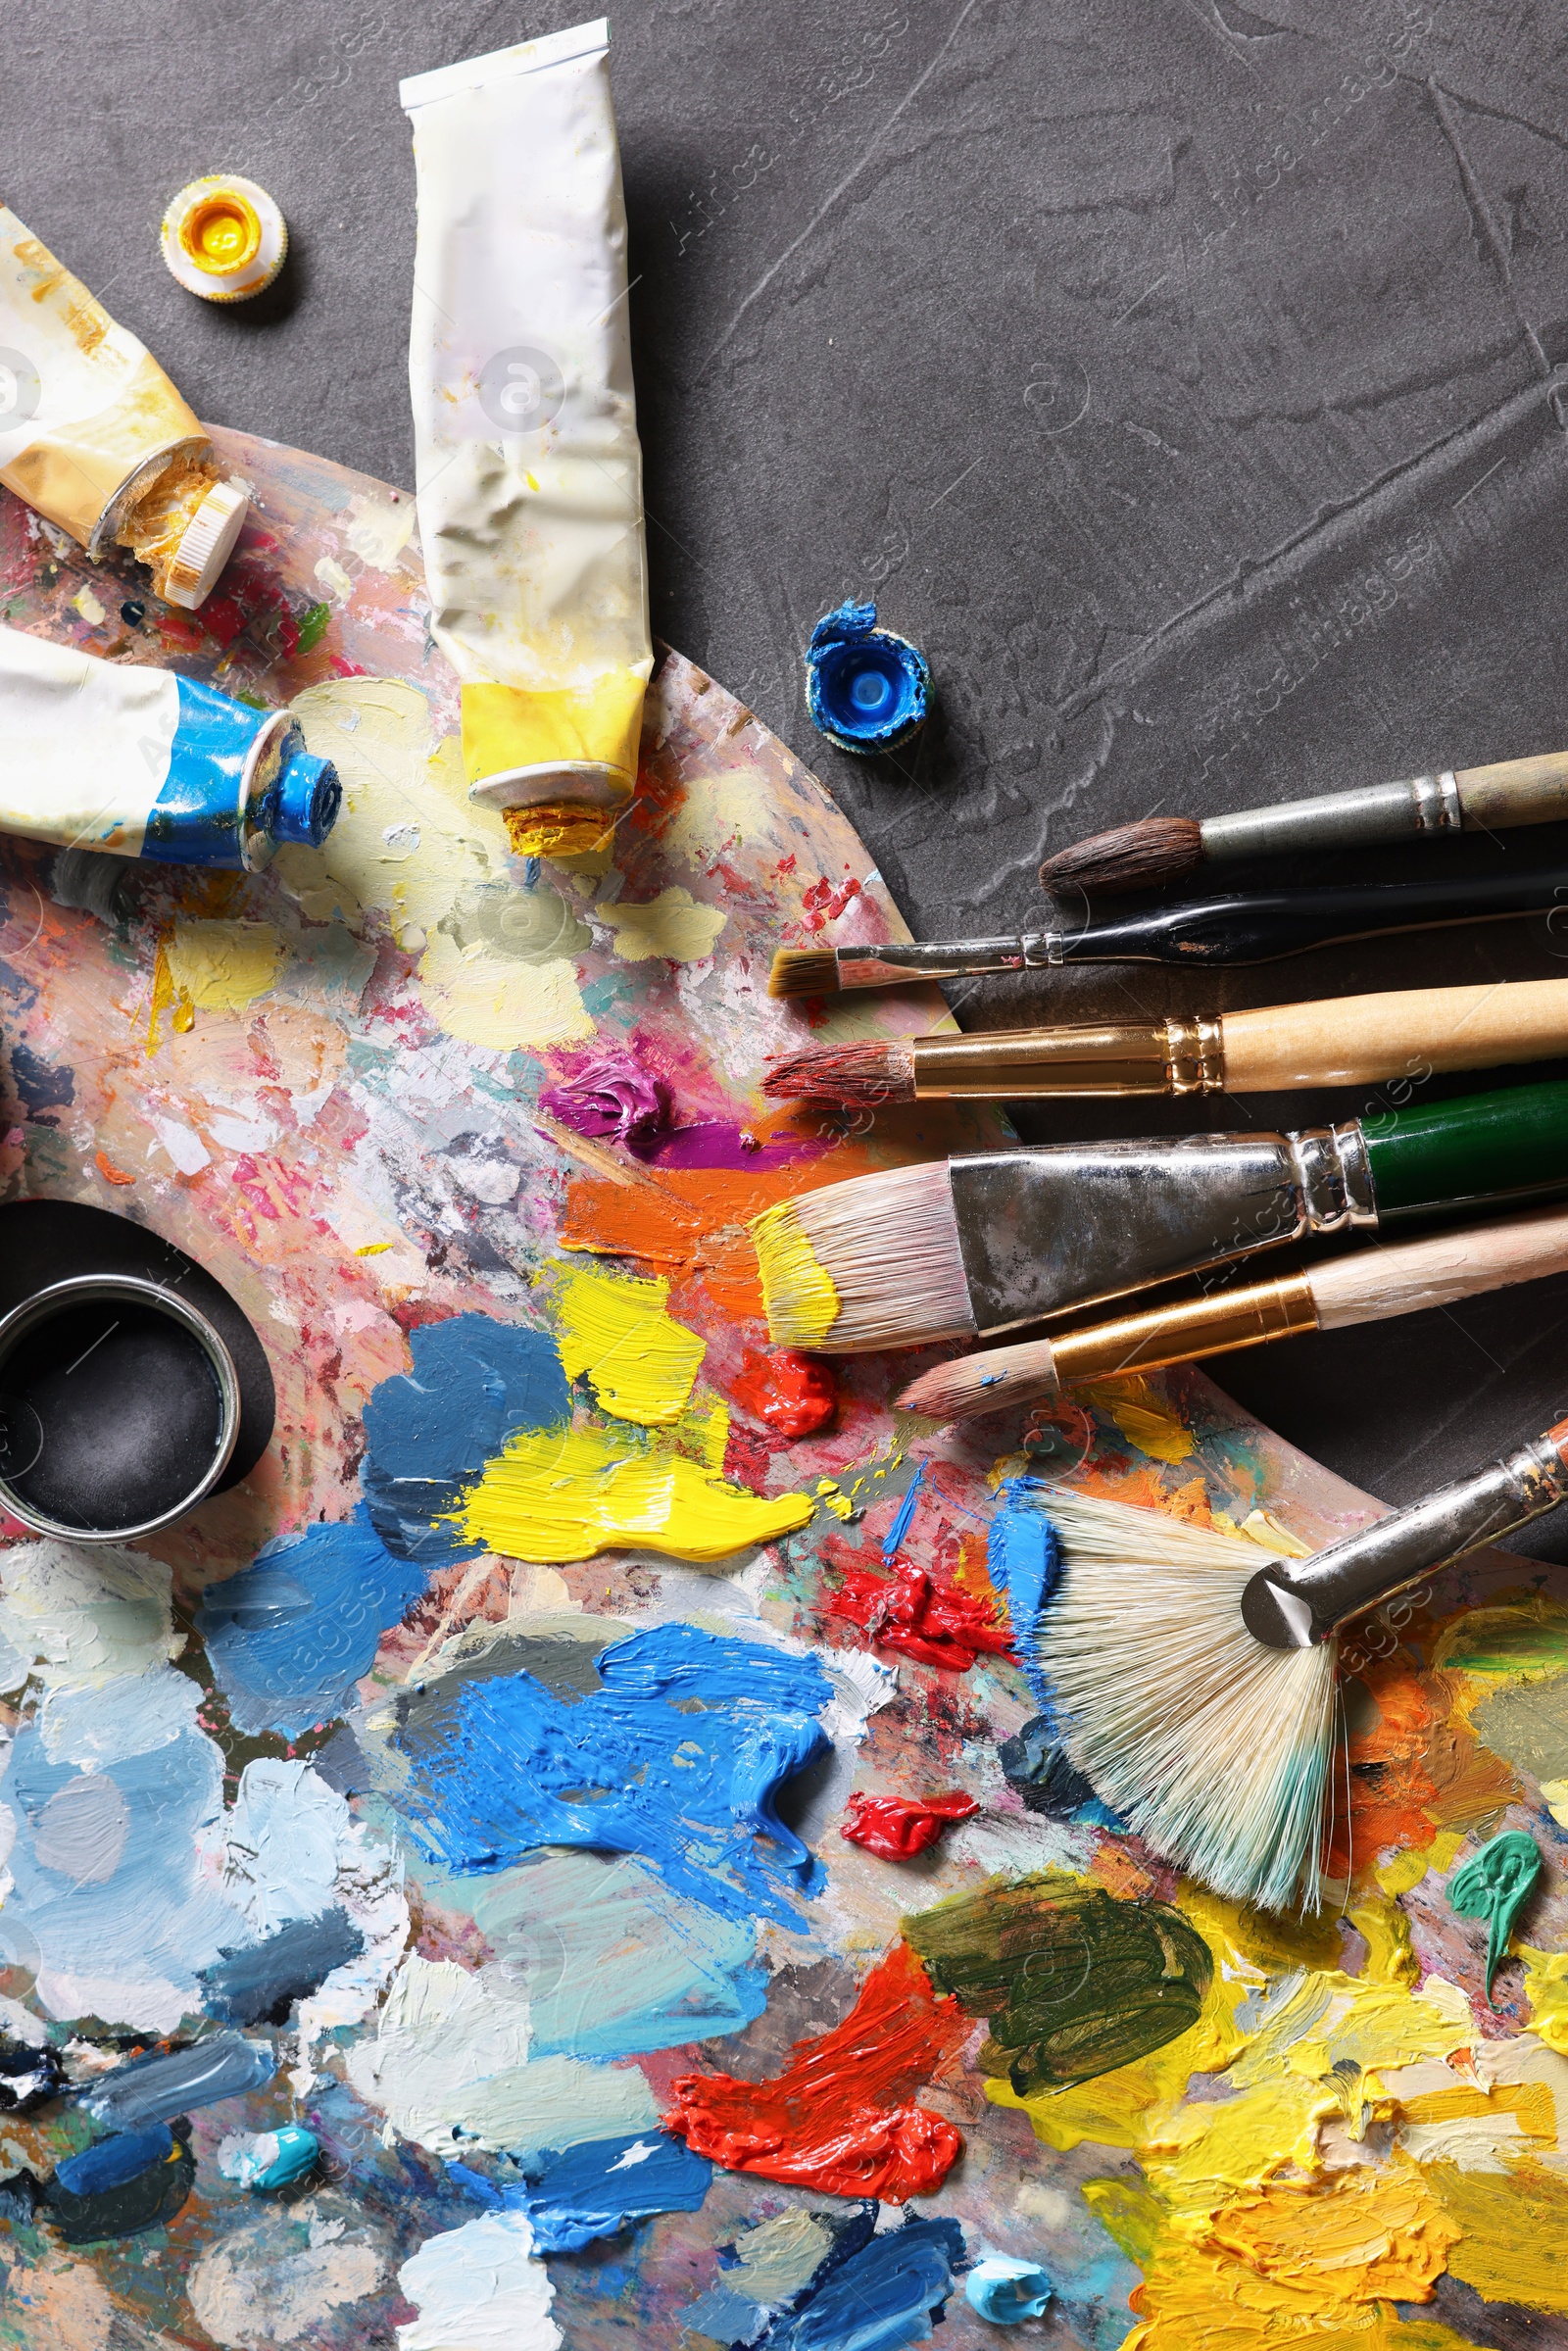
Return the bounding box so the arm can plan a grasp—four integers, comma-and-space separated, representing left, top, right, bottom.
1058, 865, 1568, 966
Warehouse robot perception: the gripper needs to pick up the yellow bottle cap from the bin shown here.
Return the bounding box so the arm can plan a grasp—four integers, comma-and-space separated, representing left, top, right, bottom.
161, 176, 287, 303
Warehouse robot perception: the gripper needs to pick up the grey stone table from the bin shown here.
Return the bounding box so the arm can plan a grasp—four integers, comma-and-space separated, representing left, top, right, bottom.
8, 0, 1568, 1542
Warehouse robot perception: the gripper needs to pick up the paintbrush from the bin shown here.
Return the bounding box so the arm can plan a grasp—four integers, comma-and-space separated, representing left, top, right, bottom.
1032, 1423, 1568, 1911
1037, 749, 1568, 899
766, 861, 1568, 998
761, 975, 1568, 1105
895, 1201, 1568, 1421
752, 1077, 1568, 1350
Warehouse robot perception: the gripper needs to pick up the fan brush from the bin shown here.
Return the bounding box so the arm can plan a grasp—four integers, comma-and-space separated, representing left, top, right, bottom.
1033, 1419, 1568, 1910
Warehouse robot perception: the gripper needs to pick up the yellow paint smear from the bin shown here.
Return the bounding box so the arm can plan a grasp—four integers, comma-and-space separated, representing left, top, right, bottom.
417, 929, 593, 1052
750, 1199, 841, 1347
456, 1423, 812, 1565
1429, 2159, 1568, 2311
1081, 1376, 1196, 1465
599, 884, 726, 963
164, 919, 283, 1012
1520, 1943, 1568, 2054
555, 1263, 706, 1426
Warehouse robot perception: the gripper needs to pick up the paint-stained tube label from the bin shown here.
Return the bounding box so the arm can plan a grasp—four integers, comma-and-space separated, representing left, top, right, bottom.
0, 207, 205, 548
0, 624, 177, 856
402, 22, 652, 808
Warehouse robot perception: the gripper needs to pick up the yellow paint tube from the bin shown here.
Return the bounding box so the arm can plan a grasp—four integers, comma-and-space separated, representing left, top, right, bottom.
401, 21, 652, 859
0, 204, 249, 609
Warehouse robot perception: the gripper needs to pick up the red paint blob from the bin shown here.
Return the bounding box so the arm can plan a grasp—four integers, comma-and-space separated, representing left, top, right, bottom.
730, 1347, 838, 1438
801, 874, 863, 933
829, 1561, 1013, 1672
663, 1940, 966, 2201
839, 1791, 979, 1860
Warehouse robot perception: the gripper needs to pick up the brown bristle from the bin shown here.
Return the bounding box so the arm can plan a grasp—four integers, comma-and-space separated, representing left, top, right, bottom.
767, 947, 841, 1000
1040, 815, 1204, 899
895, 1340, 1059, 1423
761, 1041, 916, 1105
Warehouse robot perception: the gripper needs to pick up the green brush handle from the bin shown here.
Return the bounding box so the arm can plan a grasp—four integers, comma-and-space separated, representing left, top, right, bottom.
1364, 1078, 1568, 1220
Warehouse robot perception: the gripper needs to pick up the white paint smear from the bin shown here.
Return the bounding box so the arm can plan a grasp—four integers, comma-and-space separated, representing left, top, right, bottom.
396, 2211, 560, 2351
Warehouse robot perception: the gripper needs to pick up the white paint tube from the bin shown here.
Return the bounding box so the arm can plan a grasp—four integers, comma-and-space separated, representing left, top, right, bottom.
402, 20, 652, 861
0, 205, 249, 609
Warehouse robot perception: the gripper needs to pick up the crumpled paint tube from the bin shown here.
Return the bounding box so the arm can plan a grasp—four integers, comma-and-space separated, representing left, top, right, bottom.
402, 19, 653, 861
0, 623, 340, 866
0, 206, 248, 607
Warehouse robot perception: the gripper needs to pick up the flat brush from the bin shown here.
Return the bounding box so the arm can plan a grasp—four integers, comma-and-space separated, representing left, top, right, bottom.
1038, 748, 1568, 899
761, 976, 1568, 1105
895, 1200, 1568, 1422
1034, 1424, 1568, 1912
753, 1077, 1568, 1350
767, 861, 1568, 998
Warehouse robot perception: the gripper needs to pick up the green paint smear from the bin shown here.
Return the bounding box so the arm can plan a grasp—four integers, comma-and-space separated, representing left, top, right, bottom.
903, 1871, 1212, 2095
295, 601, 332, 655
1446, 1829, 1543, 2006
1437, 1600, 1568, 1679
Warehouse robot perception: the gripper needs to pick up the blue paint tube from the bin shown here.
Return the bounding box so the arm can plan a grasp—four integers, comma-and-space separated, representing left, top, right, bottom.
0, 623, 340, 868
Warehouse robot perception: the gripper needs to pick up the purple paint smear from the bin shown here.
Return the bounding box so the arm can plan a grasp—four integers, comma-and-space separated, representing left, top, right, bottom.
540, 1051, 671, 1152
650, 1121, 832, 1171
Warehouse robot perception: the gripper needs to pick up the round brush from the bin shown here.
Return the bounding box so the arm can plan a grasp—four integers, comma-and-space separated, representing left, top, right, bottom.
1034, 1426, 1568, 1912
1039, 749, 1568, 900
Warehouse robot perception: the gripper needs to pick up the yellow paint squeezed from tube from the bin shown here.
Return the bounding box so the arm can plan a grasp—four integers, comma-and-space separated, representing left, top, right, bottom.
555, 1264, 706, 1426
751, 1200, 841, 1347
456, 1422, 812, 1564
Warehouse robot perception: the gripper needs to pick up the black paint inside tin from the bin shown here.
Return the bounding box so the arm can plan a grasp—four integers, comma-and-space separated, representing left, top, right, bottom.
0, 1299, 224, 1535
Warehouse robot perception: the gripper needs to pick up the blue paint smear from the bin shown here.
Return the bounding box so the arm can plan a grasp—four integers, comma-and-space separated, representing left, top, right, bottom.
393, 1623, 833, 1928
760, 2215, 966, 2351
360, 1313, 570, 1563
988, 1477, 1063, 1709
9, 1041, 74, 1118
55, 2125, 172, 2197
198, 1504, 428, 1737
882, 1461, 926, 1564
451, 2131, 711, 2251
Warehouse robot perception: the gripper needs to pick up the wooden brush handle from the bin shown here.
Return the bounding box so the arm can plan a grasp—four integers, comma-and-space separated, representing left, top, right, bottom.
1220, 978, 1568, 1093
1306, 1202, 1568, 1330
1457, 750, 1568, 828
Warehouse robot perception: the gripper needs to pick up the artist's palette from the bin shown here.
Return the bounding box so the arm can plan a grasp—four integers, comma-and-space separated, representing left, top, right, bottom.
0, 436, 1564, 2349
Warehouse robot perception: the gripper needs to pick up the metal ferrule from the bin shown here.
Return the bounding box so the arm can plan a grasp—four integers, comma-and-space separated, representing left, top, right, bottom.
944, 1116, 1379, 1332
1050, 1273, 1317, 1384
907, 1015, 1224, 1098
1198, 772, 1463, 863
1243, 1434, 1568, 1649
835, 935, 1061, 988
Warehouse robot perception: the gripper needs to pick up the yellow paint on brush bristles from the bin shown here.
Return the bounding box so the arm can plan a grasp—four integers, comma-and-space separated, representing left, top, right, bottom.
751, 1199, 841, 1347
455, 1422, 812, 1564
555, 1263, 706, 1426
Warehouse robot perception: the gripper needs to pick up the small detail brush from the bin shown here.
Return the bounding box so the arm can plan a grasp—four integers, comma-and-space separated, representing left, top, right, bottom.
894, 1200, 1568, 1421
766, 861, 1568, 998
753, 1077, 1568, 1349
1039, 748, 1568, 899
761, 975, 1568, 1104
1034, 1422, 1568, 1910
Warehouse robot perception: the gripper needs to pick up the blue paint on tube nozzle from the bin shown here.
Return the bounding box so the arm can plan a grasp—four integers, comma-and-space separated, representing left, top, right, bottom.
1, 623, 341, 869
806, 598, 930, 755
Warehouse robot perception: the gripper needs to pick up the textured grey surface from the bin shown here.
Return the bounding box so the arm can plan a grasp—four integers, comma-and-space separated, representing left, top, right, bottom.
8, 0, 1568, 1536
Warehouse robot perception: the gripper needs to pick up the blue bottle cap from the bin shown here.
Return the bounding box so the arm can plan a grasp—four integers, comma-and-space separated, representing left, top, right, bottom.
270, 745, 343, 848
806, 599, 930, 756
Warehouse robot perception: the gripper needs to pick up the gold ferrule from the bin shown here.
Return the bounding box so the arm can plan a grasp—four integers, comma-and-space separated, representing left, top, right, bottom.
906, 1015, 1225, 1099
1050, 1271, 1318, 1384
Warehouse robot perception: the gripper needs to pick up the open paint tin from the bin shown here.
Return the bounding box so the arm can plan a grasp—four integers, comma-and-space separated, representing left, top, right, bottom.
0, 1201, 274, 1543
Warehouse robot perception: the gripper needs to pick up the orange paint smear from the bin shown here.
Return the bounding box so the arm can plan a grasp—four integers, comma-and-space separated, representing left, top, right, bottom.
1328, 1660, 1517, 1882
560, 1154, 883, 1322
663, 1939, 967, 2201
94, 1151, 134, 1186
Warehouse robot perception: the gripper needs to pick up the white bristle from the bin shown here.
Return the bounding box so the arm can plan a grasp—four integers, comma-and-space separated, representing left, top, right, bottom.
796, 1160, 975, 1349
1034, 1488, 1339, 1914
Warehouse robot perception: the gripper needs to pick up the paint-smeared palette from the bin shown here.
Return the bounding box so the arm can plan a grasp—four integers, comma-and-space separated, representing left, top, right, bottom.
0, 436, 1566, 2349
